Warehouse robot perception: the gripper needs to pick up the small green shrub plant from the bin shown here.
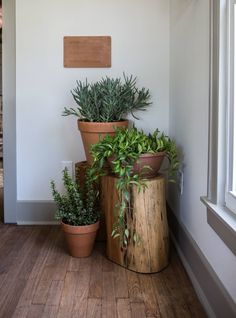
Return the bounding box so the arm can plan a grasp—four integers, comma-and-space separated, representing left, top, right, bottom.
50, 168, 99, 226
62, 74, 151, 122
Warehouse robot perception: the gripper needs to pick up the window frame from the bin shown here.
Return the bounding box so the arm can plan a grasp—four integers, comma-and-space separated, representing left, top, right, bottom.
225, 0, 236, 214
201, 0, 236, 255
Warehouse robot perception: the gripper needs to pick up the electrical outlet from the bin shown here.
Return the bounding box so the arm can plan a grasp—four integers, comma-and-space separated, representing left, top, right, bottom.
61, 161, 73, 178
177, 169, 184, 195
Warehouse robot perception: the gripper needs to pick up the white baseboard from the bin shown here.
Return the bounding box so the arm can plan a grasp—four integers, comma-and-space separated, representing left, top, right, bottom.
17, 221, 60, 225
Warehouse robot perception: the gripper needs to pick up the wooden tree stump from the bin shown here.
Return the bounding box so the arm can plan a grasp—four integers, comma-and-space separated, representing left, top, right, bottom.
100, 174, 169, 273
75, 161, 106, 241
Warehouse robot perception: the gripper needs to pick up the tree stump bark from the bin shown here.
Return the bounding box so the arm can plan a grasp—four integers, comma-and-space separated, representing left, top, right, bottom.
75, 161, 106, 241
100, 174, 169, 273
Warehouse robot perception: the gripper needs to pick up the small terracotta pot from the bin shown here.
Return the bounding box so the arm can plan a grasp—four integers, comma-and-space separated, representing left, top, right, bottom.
132, 152, 165, 178
108, 152, 166, 179
78, 120, 129, 165
61, 220, 100, 257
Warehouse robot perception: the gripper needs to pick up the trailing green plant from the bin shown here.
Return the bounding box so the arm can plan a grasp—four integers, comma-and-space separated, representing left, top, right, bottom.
62, 74, 151, 122
50, 168, 99, 226
90, 127, 179, 246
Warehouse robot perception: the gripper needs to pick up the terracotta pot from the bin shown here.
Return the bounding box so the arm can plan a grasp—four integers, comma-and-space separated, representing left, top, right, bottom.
108, 152, 166, 179
132, 152, 166, 178
61, 220, 100, 257
78, 120, 129, 165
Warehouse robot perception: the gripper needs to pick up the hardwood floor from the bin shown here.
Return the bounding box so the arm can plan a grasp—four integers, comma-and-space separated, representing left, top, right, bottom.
0, 225, 207, 318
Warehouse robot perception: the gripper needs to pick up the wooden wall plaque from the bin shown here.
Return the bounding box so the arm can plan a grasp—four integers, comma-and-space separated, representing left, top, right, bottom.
64, 36, 111, 68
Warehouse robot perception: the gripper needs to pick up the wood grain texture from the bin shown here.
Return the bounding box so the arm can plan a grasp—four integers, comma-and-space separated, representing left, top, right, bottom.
87, 298, 102, 318
73, 269, 90, 317
89, 249, 103, 298
102, 271, 117, 318
126, 270, 143, 303
64, 36, 111, 68
139, 274, 161, 317
0, 226, 50, 318
130, 302, 147, 318
117, 298, 132, 318
101, 174, 169, 273
0, 225, 206, 318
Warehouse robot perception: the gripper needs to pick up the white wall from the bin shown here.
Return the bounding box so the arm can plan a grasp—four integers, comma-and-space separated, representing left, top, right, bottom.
15, 0, 170, 200
169, 0, 236, 302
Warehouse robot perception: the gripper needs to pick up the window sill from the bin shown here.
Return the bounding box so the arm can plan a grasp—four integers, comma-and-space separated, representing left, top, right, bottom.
201, 196, 236, 256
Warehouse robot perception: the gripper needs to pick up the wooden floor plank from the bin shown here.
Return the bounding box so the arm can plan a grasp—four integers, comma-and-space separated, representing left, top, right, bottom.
42, 305, 59, 318
44, 230, 69, 281
169, 250, 207, 318
102, 254, 115, 272
0, 225, 206, 318
151, 273, 176, 318
102, 299, 118, 318
0, 227, 50, 318
33, 229, 69, 305
79, 255, 92, 271
72, 269, 90, 318
26, 304, 45, 318
15, 228, 57, 309
12, 306, 29, 318
0, 225, 14, 250
0, 226, 33, 278
102, 271, 117, 318
117, 298, 132, 318
87, 298, 102, 318
126, 270, 143, 303
139, 274, 161, 318
0, 225, 23, 254
89, 249, 103, 298
32, 265, 55, 305
28, 227, 58, 280
114, 264, 129, 298
68, 257, 80, 271
130, 302, 147, 318
57, 271, 78, 318
46, 280, 64, 306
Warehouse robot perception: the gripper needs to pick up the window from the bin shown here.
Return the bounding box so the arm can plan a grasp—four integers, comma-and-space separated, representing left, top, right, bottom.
225, 0, 236, 214
201, 0, 236, 255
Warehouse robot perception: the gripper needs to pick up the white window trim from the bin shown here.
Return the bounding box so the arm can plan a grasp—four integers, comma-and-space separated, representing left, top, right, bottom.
225, 0, 236, 213
201, 0, 236, 253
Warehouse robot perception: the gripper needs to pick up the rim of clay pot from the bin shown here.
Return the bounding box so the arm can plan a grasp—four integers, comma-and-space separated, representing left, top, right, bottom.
137, 152, 166, 158
77, 119, 129, 133
108, 151, 166, 178
61, 220, 100, 235
108, 151, 166, 163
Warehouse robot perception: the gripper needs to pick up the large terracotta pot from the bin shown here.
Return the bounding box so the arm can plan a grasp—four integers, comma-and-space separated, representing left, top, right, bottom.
61, 220, 100, 257
108, 152, 166, 179
78, 120, 129, 165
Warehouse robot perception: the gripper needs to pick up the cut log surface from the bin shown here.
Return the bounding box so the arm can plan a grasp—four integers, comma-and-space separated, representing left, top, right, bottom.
101, 174, 169, 273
